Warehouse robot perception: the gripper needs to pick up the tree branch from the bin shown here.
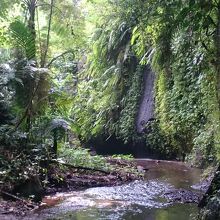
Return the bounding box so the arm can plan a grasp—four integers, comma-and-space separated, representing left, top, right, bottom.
46, 50, 75, 68
36, 3, 63, 16
207, 15, 217, 27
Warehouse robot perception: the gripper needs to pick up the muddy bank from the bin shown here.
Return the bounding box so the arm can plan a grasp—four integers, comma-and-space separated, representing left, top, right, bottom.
0, 199, 36, 219
44, 158, 141, 193
0, 158, 141, 218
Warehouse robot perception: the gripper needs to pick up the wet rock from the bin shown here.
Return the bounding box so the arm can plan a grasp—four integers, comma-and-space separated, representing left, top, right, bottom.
163, 189, 201, 204
137, 165, 145, 173
198, 166, 220, 220
198, 190, 220, 220
136, 65, 155, 133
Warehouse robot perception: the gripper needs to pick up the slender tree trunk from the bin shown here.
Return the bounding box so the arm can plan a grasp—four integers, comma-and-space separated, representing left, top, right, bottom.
53, 130, 58, 158
41, 0, 54, 67
26, 0, 37, 60
20, 0, 37, 131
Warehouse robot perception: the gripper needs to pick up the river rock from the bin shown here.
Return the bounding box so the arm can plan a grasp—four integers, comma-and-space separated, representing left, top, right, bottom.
198, 166, 220, 220
163, 189, 200, 204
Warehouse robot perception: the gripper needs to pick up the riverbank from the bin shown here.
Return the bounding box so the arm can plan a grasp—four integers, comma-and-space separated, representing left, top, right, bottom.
26, 159, 210, 220
1, 159, 214, 220
0, 157, 142, 218
198, 165, 220, 220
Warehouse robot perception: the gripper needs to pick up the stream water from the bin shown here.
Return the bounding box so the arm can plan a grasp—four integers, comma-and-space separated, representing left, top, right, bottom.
26, 159, 203, 220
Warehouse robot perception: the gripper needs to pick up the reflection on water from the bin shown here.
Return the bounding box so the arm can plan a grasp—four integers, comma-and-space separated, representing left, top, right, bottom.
45, 204, 198, 220
138, 159, 202, 189
27, 159, 202, 220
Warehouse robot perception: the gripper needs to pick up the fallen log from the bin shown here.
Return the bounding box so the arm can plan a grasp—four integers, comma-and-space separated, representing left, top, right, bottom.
48, 159, 111, 175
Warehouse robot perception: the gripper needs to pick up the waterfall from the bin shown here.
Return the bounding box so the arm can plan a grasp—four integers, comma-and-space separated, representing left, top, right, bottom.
136, 66, 155, 133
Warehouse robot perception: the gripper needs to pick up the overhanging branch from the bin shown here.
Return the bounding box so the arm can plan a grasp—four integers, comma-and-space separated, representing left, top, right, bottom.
46, 50, 75, 68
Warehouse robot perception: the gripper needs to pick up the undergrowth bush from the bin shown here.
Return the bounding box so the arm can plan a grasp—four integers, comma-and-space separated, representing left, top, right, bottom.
58, 145, 111, 171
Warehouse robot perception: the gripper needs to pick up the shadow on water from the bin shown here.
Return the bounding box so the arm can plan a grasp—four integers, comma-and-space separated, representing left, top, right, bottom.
22, 159, 202, 220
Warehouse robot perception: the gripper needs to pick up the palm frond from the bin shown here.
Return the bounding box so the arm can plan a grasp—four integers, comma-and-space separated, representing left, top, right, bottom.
9, 20, 36, 60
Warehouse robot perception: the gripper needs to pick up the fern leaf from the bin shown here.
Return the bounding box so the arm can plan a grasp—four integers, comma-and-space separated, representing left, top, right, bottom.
9, 20, 36, 60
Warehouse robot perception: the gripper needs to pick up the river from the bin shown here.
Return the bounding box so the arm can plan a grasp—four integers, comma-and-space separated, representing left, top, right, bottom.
19, 159, 204, 220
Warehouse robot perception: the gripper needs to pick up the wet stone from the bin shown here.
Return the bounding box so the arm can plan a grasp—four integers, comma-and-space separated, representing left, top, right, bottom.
163, 189, 201, 204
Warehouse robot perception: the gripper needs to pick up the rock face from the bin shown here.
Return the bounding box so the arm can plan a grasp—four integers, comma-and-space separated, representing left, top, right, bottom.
136, 66, 155, 133
198, 166, 220, 220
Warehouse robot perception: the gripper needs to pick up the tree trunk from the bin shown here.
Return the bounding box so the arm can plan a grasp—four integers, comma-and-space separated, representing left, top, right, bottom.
40, 0, 54, 67
53, 130, 58, 158
27, 0, 37, 60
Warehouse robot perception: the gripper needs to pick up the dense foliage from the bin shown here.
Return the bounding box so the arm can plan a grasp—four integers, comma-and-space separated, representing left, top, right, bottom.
1, 0, 220, 198
73, 0, 220, 164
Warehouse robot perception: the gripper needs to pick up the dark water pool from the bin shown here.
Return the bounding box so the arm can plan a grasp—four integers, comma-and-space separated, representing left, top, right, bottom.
24, 159, 203, 220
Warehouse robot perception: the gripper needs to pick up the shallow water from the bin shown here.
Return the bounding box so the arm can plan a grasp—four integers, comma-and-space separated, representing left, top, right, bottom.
26, 159, 203, 220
